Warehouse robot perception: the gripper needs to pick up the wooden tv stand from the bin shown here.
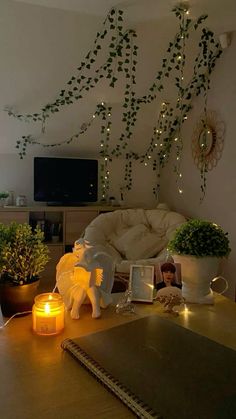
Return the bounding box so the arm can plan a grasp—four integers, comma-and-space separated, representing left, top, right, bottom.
0, 205, 116, 290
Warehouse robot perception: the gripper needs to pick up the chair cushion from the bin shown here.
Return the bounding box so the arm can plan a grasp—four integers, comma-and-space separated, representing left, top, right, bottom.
115, 248, 170, 274
111, 223, 166, 260
83, 205, 186, 275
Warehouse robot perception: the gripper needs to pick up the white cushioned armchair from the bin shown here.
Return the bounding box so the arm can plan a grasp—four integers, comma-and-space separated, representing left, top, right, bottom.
83, 204, 186, 274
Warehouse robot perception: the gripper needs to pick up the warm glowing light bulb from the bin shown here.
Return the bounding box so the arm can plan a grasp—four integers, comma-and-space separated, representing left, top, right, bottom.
179, 188, 183, 194
174, 137, 178, 141
107, 128, 110, 132
179, 173, 182, 178
93, 114, 96, 118
144, 162, 148, 166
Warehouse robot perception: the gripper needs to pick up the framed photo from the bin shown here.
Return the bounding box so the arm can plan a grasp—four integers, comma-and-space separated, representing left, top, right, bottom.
129, 265, 155, 302
155, 261, 182, 290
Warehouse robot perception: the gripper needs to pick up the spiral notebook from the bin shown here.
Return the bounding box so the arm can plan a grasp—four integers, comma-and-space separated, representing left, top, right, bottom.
61, 315, 236, 419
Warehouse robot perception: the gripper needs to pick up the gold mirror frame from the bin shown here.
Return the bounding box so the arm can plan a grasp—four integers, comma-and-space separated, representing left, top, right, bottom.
192, 110, 225, 171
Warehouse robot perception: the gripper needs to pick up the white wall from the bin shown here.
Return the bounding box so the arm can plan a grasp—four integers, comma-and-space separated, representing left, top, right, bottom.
0, 0, 162, 208
159, 35, 236, 299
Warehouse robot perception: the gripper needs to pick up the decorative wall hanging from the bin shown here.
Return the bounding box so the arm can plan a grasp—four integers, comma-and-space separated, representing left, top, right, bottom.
192, 110, 225, 198
5, 5, 223, 200
192, 110, 225, 171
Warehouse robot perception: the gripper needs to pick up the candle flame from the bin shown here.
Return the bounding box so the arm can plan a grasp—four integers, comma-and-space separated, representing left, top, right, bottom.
44, 303, 50, 314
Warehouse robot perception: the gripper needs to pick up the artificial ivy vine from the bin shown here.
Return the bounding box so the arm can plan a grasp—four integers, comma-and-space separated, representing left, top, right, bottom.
5, 5, 222, 200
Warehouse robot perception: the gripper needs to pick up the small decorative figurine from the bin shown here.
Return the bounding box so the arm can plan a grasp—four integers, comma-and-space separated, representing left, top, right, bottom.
115, 289, 135, 315
155, 286, 184, 316
56, 239, 114, 319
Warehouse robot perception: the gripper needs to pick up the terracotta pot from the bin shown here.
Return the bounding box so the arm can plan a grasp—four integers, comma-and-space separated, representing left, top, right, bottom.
0, 279, 40, 317
172, 255, 220, 304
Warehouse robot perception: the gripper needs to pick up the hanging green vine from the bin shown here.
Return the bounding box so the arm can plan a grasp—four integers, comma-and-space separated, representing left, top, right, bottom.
5, 5, 222, 200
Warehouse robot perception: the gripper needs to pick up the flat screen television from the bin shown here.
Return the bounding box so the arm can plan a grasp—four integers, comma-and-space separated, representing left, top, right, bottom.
34, 157, 98, 205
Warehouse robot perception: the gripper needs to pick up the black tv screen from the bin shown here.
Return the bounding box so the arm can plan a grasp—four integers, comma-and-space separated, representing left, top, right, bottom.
34, 157, 98, 205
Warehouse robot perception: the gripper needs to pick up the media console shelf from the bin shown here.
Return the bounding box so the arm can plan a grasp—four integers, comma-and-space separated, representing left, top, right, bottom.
0, 205, 116, 290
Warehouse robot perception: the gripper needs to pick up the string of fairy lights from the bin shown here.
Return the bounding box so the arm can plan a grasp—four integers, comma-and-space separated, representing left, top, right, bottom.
5, 5, 222, 200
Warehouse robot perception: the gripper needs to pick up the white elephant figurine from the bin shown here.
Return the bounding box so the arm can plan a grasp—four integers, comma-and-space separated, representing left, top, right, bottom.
56, 239, 115, 319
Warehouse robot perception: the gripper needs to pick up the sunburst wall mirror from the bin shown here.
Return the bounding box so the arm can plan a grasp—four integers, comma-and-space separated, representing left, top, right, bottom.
192, 110, 225, 171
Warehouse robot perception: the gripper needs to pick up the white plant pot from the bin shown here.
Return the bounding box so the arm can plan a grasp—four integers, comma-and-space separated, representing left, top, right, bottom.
173, 254, 220, 304
0, 198, 6, 207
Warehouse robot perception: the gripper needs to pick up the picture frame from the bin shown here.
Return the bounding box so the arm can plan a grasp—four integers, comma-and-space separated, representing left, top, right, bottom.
129, 265, 155, 302
155, 261, 182, 289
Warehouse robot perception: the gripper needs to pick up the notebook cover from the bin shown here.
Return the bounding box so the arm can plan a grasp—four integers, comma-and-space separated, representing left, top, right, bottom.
62, 315, 236, 419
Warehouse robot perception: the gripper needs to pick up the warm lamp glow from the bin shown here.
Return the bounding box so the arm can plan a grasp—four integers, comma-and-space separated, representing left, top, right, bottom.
32, 293, 65, 336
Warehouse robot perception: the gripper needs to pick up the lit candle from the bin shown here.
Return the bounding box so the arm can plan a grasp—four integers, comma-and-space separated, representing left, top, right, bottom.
32, 293, 65, 336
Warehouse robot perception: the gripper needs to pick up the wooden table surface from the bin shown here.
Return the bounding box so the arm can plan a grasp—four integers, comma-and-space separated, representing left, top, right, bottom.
1, 293, 236, 419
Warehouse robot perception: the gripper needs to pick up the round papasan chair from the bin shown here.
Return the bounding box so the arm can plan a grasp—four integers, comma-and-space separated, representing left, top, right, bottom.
83, 204, 186, 287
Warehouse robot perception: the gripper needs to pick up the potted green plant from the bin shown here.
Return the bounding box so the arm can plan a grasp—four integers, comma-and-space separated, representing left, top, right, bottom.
0, 191, 9, 207
167, 219, 231, 304
0, 222, 50, 316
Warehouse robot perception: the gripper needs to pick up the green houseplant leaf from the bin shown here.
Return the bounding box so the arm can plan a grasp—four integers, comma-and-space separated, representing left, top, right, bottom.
0, 222, 50, 285
167, 219, 231, 258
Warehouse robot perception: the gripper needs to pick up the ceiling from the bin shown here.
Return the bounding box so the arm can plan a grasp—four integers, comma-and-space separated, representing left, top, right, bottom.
13, 0, 236, 32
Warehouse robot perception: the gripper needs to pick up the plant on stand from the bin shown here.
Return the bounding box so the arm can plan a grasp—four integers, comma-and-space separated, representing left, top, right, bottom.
167, 219, 231, 304
0, 222, 50, 316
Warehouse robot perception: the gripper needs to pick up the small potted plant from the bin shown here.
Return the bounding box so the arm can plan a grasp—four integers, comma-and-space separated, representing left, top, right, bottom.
0, 222, 50, 316
167, 219, 231, 304
0, 191, 9, 207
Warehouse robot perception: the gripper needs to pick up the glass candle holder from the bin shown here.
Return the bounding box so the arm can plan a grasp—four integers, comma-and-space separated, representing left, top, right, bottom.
32, 293, 65, 336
